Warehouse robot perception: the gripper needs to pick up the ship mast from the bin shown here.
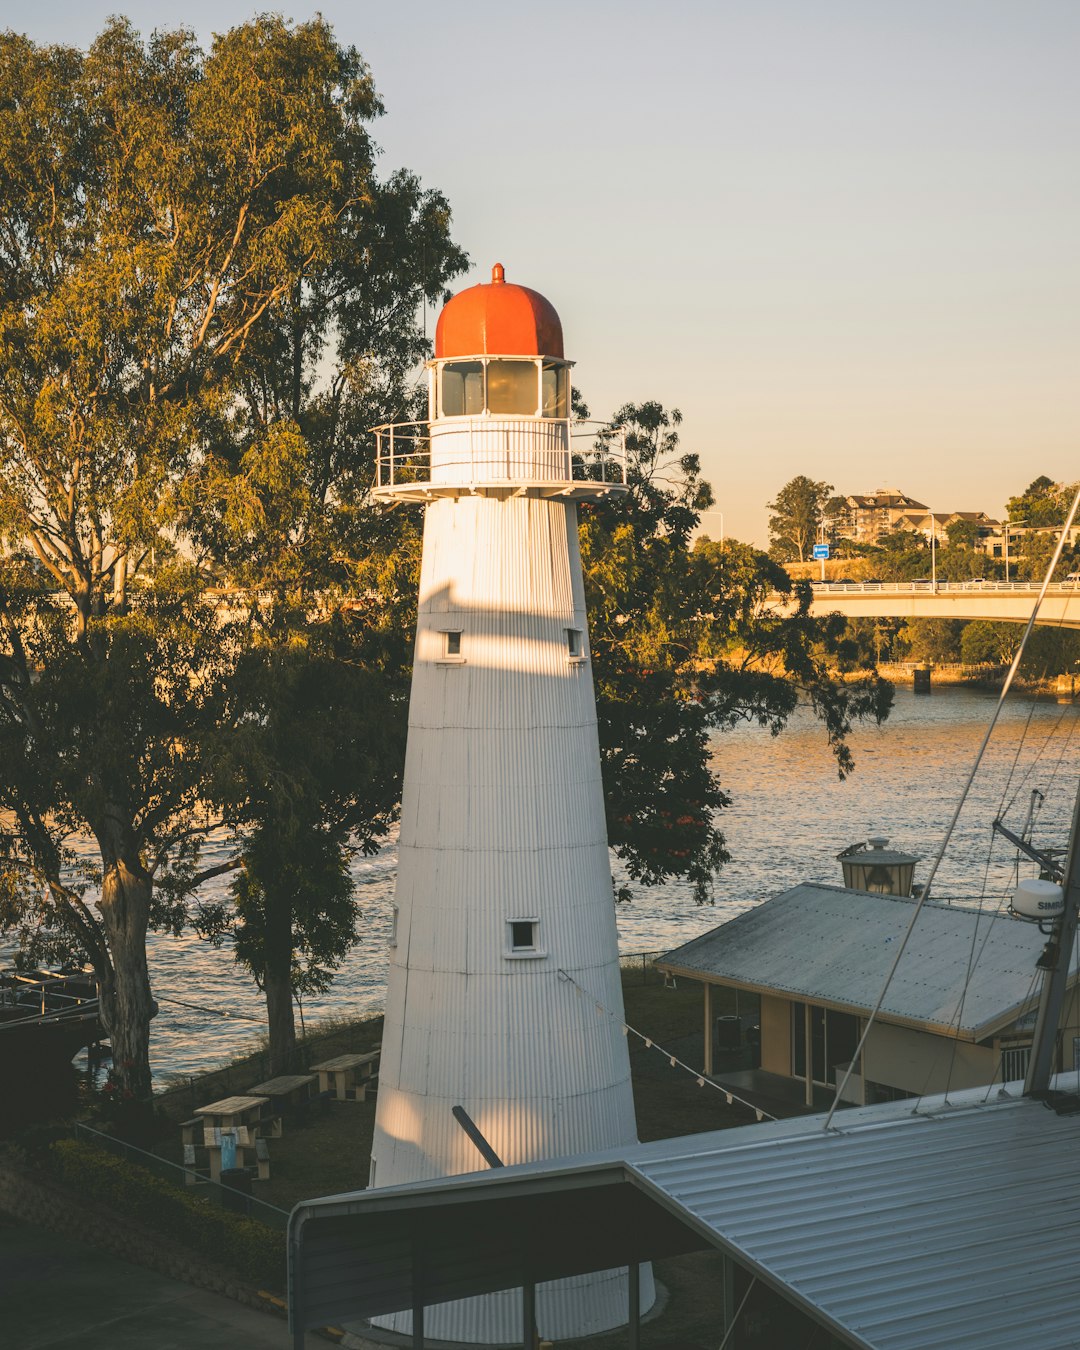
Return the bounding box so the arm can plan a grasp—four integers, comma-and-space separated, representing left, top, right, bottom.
1024, 776, 1080, 1094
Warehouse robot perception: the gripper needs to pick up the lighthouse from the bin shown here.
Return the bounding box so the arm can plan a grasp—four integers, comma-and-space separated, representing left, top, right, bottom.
369, 265, 654, 1343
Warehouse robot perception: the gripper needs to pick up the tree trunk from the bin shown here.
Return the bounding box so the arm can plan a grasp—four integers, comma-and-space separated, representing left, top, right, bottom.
97, 854, 156, 1102
263, 886, 298, 1075
264, 964, 298, 1075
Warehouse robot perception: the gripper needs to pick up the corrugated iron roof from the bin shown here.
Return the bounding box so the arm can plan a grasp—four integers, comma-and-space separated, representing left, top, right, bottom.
290, 1078, 1080, 1349
630, 1082, 1080, 1349
658, 883, 1075, 1039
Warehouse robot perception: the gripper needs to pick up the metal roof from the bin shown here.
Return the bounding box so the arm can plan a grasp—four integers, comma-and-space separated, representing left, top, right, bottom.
289, 1077, 1080, 1350
658, 883, 1077, 1040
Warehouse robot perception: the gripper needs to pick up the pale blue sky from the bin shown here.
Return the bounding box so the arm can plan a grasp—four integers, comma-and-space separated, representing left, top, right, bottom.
5, 1, 1078, 543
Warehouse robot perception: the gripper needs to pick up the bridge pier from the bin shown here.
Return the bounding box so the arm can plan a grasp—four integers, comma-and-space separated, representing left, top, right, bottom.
913, 664, 932, 695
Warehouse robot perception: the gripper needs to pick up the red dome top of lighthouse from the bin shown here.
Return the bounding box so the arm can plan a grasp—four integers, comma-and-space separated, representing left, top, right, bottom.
435, 263, 564, 359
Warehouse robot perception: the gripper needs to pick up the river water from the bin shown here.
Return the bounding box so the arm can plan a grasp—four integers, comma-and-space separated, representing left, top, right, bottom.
24, 685, 1080, 1085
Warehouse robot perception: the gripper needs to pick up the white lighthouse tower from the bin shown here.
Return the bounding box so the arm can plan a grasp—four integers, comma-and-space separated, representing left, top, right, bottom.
369, 264, 653, 1343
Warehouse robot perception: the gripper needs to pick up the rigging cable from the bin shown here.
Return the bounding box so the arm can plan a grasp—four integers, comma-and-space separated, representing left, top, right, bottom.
825, 484, 1080, 1130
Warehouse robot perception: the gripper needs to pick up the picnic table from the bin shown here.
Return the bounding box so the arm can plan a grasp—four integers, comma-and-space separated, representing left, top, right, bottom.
248, 1072, 317, 1118
193, 1094, 271, 1142
179, 1096, 270, 1182
310, 1049, 380, 1101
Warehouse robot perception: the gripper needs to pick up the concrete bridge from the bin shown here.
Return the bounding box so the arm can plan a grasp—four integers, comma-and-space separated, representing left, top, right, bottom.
791, 580, 1080, 630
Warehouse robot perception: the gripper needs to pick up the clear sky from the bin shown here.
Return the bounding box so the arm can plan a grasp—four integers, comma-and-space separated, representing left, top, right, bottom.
5, 0, 1078, 544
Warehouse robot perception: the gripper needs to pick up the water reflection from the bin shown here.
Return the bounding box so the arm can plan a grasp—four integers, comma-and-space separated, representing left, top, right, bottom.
56, 687, 1080, 1084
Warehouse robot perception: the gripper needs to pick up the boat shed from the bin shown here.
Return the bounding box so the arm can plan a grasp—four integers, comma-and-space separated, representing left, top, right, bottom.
288, 1076, 1080, 1350
656, 883, 1080, 1106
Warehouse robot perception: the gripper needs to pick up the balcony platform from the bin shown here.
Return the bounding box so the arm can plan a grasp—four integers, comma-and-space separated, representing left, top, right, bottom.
372, 478, 629, 504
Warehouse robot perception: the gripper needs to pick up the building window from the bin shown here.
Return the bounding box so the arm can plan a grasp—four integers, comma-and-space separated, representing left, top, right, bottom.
566, 628, 584, 659
793, 1003, 859, 1085
437, 629, 464, 664
506, 917, 543, 958
1002, 1044, 1031, 1083
511, 920, 537, 950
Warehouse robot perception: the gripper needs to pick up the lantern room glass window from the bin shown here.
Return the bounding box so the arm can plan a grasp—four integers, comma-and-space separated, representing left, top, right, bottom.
437, 358, 571, 419
542, 362, 568, 418
486, 360, 539, 415
441, 361, 484, 417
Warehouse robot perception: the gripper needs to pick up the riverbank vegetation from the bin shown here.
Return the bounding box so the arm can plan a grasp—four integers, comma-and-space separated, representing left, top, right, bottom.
770, 473, 1080, 681
1, 18, 890, 1110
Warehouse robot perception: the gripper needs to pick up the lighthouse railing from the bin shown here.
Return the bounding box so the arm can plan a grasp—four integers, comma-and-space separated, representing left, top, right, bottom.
371, 419, 627, 492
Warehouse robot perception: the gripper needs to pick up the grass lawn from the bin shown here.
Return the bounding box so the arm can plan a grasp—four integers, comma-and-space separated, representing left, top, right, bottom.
149, 970, 757, 1213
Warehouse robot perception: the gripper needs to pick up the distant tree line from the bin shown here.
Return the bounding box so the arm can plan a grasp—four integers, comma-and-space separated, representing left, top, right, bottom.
767, 474, 1080, 677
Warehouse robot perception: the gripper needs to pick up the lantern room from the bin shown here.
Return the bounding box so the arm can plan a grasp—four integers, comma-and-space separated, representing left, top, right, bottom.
430, 263, 571, 421
371, 263, 627, 502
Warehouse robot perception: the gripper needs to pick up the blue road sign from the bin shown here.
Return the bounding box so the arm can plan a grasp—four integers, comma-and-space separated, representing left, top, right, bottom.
812, 544, 830, 561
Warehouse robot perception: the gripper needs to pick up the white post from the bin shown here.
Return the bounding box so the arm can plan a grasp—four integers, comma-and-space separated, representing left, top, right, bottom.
804, 1002, 814, 1107
703, 982, 713, 1076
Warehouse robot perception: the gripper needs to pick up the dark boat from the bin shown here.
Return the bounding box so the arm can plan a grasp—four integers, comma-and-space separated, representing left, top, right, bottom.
0, 968, 104, 1065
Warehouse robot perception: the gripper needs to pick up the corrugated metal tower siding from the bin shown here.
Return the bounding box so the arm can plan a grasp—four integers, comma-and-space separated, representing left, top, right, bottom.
371, 480, 651, 1342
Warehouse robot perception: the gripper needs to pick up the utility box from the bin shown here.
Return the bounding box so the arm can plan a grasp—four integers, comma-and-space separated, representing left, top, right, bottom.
716, 1015, 742, 1051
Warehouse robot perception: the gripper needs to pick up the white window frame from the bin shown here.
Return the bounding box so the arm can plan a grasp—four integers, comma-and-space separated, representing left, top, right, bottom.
436, 629, 465, 665
566, 627, 586, 662
505, 916, 545, 960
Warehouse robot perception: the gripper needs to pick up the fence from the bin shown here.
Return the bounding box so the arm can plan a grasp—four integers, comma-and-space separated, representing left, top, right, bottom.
618, 950, 666, 985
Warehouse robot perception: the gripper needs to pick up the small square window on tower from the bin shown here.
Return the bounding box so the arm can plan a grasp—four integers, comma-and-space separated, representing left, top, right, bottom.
566, 628, 584, 660
506, 917, 543, 959
437, 629, 464, 663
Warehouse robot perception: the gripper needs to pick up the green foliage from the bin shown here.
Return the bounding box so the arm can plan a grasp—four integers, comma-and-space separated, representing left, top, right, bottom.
0, 15, 462, 1098
49, 1139, 284, 1289
582, 404, 891, 903
945, 517, 981, 549
901, 619, 964, 664
195, 630, 409, 1067
960, 621, 1019, 667
767, 476, 834, 562
1006, 476, 1076, 528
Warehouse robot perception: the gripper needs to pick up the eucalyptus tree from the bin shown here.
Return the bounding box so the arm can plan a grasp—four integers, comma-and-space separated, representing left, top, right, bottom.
767, 475, 835, 563
581, 403, 892, 903
0, 16, 461, 1103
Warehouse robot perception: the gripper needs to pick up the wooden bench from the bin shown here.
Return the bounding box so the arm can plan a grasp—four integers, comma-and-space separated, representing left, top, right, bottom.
180, 1117, 203, 1148
310, 1048, 381, 1101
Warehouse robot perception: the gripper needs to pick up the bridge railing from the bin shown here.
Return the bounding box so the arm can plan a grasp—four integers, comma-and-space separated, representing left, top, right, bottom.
809, 580, 1080, 593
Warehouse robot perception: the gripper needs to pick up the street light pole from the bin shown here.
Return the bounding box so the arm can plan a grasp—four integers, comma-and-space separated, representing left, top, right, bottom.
930, 511, 937, 591
1004, 519, 1027, 583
